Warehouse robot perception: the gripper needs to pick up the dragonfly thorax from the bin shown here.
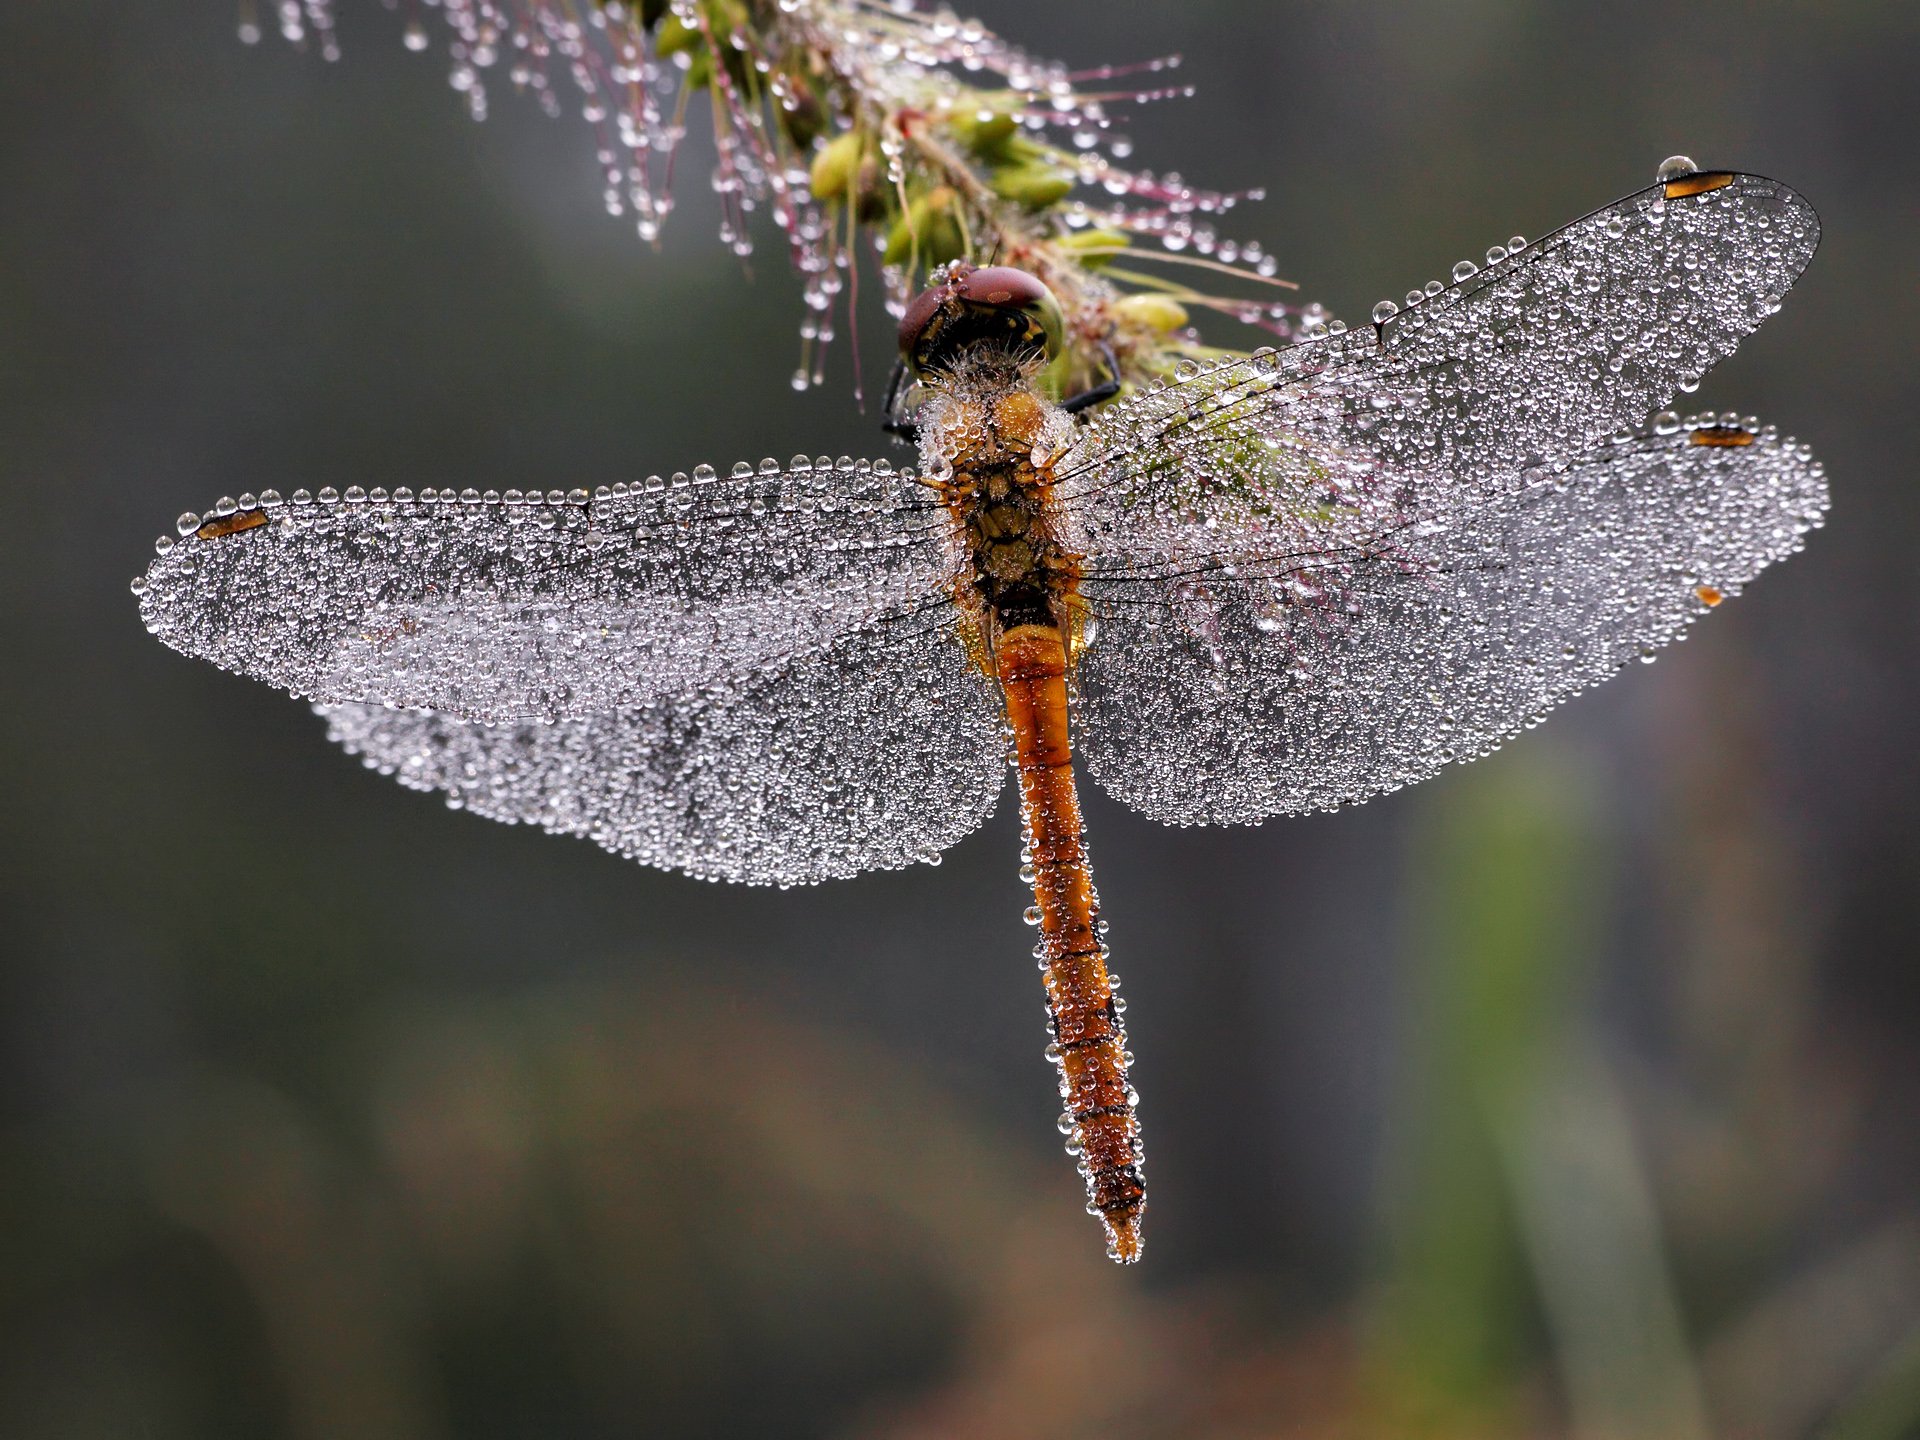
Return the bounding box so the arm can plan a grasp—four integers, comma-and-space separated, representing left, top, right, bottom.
917, 364, 1084, 652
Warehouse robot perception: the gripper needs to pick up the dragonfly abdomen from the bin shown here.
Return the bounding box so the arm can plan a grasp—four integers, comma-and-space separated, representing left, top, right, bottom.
997, 623, 1145, 1263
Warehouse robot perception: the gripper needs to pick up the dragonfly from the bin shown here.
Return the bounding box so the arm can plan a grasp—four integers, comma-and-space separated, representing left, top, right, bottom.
133, 158, 1826, 1264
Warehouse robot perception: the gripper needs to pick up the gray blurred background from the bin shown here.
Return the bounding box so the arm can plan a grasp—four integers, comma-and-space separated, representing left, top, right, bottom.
3, 2, 1918, 1436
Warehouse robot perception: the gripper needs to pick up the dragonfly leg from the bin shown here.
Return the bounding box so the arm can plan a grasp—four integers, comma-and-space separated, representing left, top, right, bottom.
1059, 341, 1122, 414
880, 358, 919, 441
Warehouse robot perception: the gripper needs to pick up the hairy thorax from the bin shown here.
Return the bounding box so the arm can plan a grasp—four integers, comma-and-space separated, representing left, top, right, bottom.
917, 361, 1085, 657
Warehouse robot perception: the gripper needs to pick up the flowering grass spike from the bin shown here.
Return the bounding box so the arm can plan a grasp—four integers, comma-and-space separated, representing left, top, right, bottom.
254, 0, 1309, 396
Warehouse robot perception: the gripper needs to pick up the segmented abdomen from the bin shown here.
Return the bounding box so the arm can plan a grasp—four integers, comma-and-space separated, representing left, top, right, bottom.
997, 622, 1145, 1263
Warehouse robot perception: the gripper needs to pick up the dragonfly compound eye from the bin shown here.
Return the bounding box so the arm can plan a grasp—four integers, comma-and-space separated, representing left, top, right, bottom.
899, 262, 1066, 378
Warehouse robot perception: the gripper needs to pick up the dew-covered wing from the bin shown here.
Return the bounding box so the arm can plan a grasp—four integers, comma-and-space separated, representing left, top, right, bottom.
1072, 422, 1827, 825
134, 460, 954, 725
318, 605, 1006, 886
1059, 170, 1819, 566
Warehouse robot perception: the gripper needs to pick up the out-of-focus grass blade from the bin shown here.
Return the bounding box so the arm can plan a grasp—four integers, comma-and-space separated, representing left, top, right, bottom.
1365, 745, 1706, 1436
1363, 749, 1600, 1431
1821, 1323, 1920, 1440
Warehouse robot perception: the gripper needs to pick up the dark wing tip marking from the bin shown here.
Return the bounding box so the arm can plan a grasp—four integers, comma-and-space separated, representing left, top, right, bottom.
1664, 170, 1737, 199
1689, 426, 1756, 447
196, 511, 269, 540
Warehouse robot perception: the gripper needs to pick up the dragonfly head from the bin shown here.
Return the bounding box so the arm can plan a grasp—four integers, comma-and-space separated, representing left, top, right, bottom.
898, 263, 1065, 380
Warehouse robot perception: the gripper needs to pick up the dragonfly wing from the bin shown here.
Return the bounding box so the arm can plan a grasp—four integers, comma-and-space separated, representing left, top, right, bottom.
318, 607, 1006, 886
1060, 170, 1819, 564
135, 461, 955, 724
1072, 424, 1827, 825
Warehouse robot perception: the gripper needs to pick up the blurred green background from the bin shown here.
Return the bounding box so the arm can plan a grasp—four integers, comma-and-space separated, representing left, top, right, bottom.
3, 2, 1918, 1436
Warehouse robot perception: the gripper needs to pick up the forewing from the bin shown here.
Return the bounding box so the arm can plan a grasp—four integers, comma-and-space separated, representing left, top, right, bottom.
1060, 170, 1819, 566
134, 460, 954, 724
1073, 423, 1827, 825
319, 607, 1006, 886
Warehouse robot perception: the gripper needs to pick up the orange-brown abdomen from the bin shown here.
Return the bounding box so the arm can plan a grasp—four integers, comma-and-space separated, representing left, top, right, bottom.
997, 623, 1145, 1262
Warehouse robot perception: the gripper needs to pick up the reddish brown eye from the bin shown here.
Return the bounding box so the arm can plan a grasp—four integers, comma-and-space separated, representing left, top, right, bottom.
955, 266, 1050, 311
898, 262, 1064, 374
897, 284, 946, 357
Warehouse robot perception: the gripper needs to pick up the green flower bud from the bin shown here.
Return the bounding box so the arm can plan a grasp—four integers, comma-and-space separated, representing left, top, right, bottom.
810, 132, 864, 201
1113, 293, 1190, 333
951, 107, 1019, 154
654, 15, 697, 56
988, 161, 1074, 209
1055, 227, 1131, 269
